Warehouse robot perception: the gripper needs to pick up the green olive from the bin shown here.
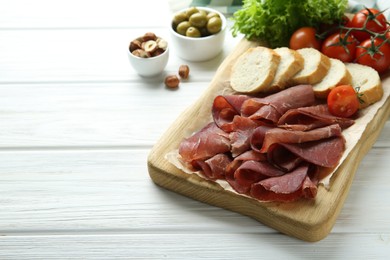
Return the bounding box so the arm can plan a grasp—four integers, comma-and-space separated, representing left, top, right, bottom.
206, 12, 219, 21
189, 12, 207, 28
186, 27, 201, 37
207, 16, 222, 34
176, 21, 191, 36
172, 12, 188, 25
198, 10, 207, 17
185, 7, 199, 17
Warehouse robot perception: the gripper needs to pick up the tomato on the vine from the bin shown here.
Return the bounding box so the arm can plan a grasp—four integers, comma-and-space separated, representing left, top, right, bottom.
356, 38, 390, 74
327, 85, 360, 118
289, 27, 321, 50
321, 33, 357, 62
350, 8, 387, 42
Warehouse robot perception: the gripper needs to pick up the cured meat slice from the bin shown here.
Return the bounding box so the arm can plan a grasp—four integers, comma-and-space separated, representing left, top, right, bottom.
250, 163, 316, 202
234, 150, 267, 162
266, 144, 303, 172
194, 154, 232, 180
251, 124, 342, 153
267, 136, 345, 169
179, 122, 230, 163
245, 101, 282, 124
226, 160, 285, 194
229, 116, 260, 157
241, 85, 316, 122
225, 150, 267, 183
278, 104, 355, 131
212, 95, 250, 132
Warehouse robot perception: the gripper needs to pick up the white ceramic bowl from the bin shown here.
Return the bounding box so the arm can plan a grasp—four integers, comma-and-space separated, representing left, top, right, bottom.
127, 38, 169, 77
170, 7, 227, 62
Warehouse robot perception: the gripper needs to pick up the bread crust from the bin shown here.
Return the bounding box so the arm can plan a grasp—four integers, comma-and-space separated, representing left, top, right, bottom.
267, 48, 304, 92
291, 48, 331, 85
229, 46, 383, 110
230, 47, 280, 93
313, 58, 352, 99
345, 63, 383, 109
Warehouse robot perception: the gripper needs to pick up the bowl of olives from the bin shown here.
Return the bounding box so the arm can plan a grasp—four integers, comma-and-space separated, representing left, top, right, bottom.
170, 6, 227, 62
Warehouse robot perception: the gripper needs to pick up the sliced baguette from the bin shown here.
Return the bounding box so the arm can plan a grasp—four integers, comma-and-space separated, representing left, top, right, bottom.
345, 63, 383, 109
230, 46, 280, 93
291, 48, 331, 85
267, 47, 304, 92
312, 58, 352, 98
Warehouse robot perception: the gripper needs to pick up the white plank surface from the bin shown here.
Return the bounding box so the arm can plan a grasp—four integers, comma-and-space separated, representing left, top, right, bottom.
0, 0, 389, 259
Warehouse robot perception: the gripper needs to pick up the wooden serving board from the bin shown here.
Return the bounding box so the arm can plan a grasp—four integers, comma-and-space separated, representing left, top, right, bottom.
147, 39, 390, 242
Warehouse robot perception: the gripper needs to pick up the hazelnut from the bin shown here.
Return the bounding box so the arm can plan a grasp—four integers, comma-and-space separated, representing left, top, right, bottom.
142, 32, 157, 42
132, 49, 150, 58
156, 38, 168, 50
164, 75, 180, 88
143, 40, 158, 53
129, 39, 142, 52
178, 65, 190, 79
151, 48, 165, 57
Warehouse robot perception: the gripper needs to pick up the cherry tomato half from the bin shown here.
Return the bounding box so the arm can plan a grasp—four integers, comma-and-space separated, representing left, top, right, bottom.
356, 38, 390, 74
321, 33, 357, 62
289, 27, 322, 50
350, 8, 387, 42
327, 85, 359, 118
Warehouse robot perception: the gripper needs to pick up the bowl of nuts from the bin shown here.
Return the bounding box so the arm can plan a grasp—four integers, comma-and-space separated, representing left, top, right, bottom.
170, 6, 227, 62
128, 32, 169, 77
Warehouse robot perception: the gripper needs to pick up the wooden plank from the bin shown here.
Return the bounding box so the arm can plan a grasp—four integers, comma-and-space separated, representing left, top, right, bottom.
0, 29, 242, 83
0, 0, 170, 29
147, 39, 390, 241
0, 81, 208, 147
0, 233, 389, 259
0, 148, 389, 234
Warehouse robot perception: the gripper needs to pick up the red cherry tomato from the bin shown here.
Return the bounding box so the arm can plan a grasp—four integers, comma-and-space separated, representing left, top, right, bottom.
350, 8, 387, 42
327, 85, 360, 118
321, 32, 357, 62
356, 38, 390, 74
289, 27, 322, 50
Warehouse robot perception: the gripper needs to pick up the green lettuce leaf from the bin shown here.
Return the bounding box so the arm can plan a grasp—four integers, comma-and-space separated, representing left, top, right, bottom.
231, 0, 348, 48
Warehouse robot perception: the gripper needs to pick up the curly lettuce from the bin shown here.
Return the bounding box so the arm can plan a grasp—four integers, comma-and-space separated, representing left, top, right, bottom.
231, 0, 348, 48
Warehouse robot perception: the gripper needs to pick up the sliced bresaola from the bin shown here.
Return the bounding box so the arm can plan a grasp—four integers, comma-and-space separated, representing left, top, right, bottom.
278, 104, 355, 131
250, 163, 318, 202
212, 94, 250, 132
226, 160, 285, 194
251, 124, 342, 153
267, 136, 346, 169
179, 122, 230, 163
225, 150, 267, 182
194, 153, 232, 180
241, 85, 316, 123
228, 116, 259, 157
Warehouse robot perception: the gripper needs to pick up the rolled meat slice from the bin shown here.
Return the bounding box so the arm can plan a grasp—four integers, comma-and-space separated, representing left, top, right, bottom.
212, 95, 250, 132
194, 153, 232, 180
250, 163, 317, 202
251, 124, 342, 153
179, 122, 230, 163
278, 104, 355, 131
226, 160, 285, 194
228, 116, 260, 157
241, 85, 316, 123
267, 136, 346, 169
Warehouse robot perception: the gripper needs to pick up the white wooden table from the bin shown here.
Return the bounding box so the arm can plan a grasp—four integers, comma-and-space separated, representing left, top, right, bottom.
0, 1, 389, 259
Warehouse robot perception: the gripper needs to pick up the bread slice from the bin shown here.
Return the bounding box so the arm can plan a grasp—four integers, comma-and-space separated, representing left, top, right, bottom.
312, 58, 352, 98
345, 63, 383, 109
230, 46, 280, 93
291, 48, 331, 85
267, 47, 304, 92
